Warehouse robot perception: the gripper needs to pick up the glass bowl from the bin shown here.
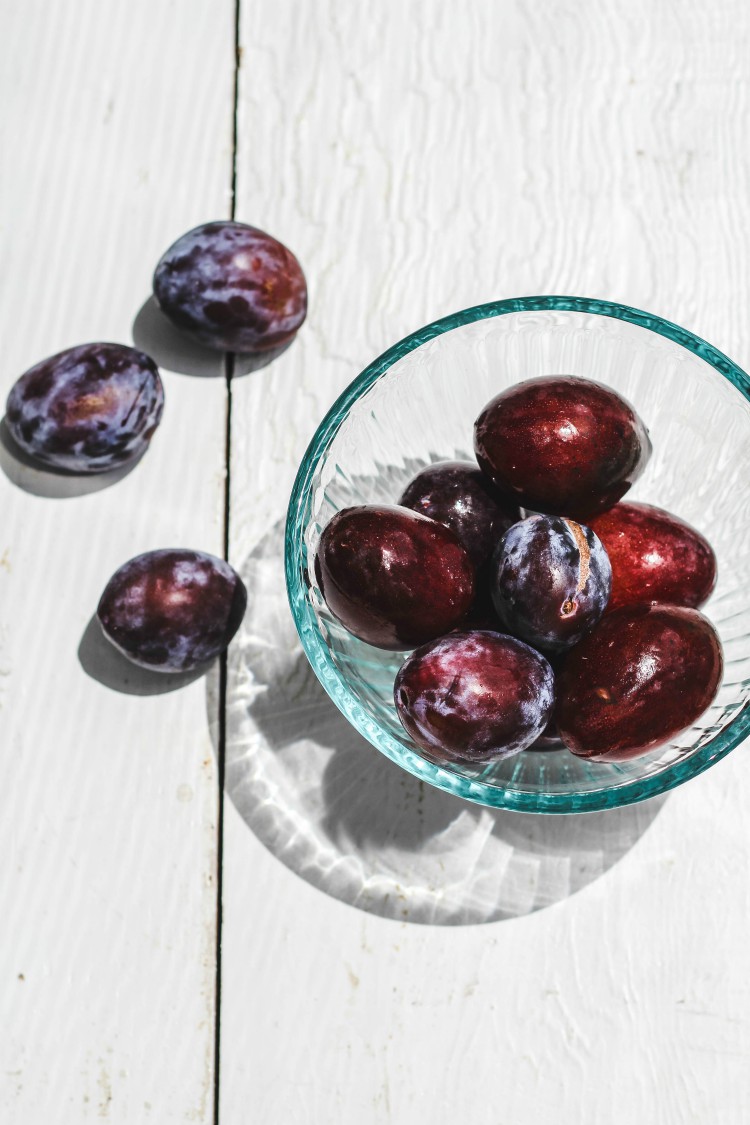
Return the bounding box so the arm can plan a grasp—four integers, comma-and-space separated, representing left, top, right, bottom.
285, 296, 750, 813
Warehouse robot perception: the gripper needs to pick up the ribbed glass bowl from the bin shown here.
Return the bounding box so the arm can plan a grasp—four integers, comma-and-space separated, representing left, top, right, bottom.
286, 296, 750, 813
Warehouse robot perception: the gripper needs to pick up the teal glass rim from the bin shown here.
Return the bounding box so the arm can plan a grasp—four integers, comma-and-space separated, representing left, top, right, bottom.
285, 295, 750, 813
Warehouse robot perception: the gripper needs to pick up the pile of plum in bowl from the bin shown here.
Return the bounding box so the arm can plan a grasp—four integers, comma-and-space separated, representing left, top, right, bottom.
286, 297, 750, 813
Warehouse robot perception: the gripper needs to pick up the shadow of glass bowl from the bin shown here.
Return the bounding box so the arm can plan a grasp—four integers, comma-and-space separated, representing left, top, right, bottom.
223, 523, 665, 925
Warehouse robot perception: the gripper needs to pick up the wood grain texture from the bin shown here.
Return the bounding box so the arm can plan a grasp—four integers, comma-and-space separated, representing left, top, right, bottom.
224, 1, 750, 1122
0, 1, 235, 1120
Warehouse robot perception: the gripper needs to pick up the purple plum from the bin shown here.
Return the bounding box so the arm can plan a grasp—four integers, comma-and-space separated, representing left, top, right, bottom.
5, 343, 164, 473
97, 549, 247, 672
394, 630, 555, 763
152, 221, 307, 353
491, 515, 612, 653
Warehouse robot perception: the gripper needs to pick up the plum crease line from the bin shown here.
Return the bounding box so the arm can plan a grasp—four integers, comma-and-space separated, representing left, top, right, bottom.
214, 0, 241, 1121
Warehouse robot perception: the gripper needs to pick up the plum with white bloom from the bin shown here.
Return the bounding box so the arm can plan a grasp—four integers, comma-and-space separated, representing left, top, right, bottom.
394, 630, 554, 764
97, 549, 247, 672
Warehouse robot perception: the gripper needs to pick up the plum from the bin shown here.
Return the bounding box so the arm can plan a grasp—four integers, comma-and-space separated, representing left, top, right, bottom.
394, 630, 554, 763
314, 505, 475, 650
588, 502, 717, 612
474, 376, 651, 518
98, 549, 247, 672
491, 515, 612, 653
5, 343, 164, 473
152, 221, 307, 352
556, 604, 723, 761
398, 460, 520, 568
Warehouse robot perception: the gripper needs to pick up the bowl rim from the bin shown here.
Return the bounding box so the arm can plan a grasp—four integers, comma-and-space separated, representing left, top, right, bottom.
285, 294, 750, 813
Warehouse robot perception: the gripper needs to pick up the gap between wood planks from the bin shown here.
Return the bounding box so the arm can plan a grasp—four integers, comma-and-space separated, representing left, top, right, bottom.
214, 0, 242, 1120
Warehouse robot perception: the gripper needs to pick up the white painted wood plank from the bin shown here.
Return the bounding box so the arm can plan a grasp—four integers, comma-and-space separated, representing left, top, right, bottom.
0, 1, 235, 1120
224, 1, 750, 1122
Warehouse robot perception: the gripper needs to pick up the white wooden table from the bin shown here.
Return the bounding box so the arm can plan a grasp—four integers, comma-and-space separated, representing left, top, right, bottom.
2, 2, 749, 1121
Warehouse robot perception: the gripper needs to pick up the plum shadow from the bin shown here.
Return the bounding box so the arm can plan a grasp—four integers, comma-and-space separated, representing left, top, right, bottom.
78, 615, 211, 696
0, 419, 144, 499
132, 296, 292, 378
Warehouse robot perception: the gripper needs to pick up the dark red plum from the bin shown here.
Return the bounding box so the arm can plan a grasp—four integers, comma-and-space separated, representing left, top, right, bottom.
474, 376, 651, 518
314, 505, 475, 650
394, 631, 554, 763
557, 604, 723, 761
5, 343, 164, 473
153, 221, 307, 353
98, 549, 247, 672
398, 460, 520, 568
588, 502, 717, 612
491, 515, 612, 653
